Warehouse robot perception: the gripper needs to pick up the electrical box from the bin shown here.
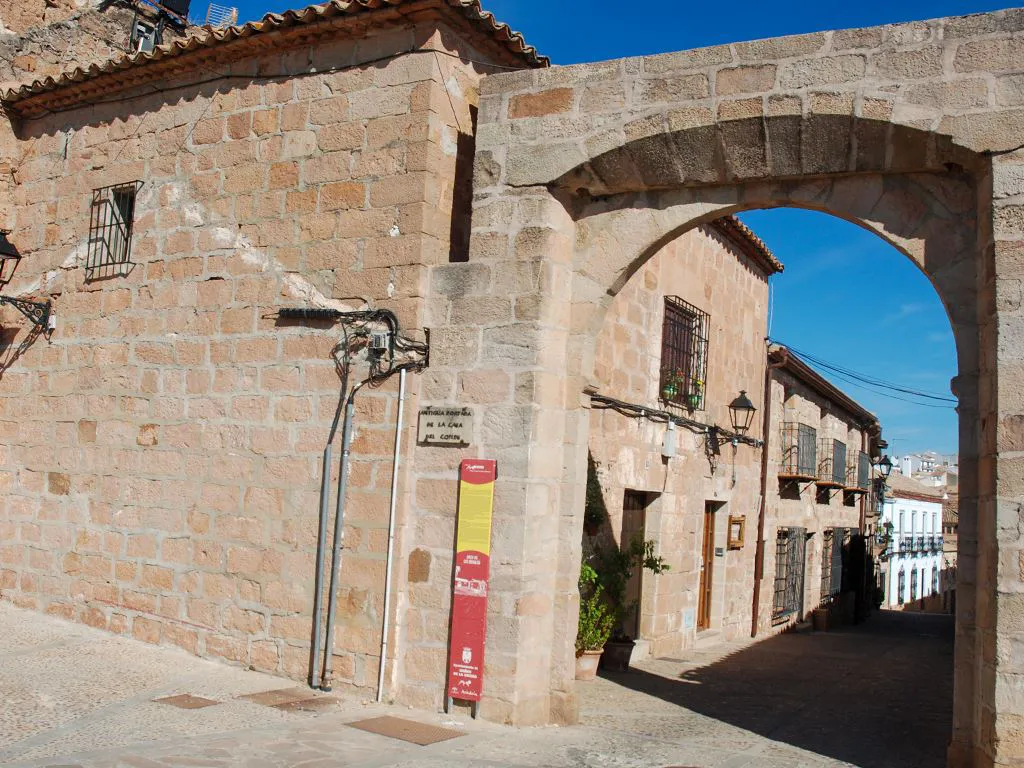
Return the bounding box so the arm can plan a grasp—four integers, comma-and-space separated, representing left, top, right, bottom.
369, 331, 390, 352
131, 19, 159, 52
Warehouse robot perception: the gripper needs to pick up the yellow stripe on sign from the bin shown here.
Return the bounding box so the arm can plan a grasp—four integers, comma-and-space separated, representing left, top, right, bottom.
455, 479, 494, 556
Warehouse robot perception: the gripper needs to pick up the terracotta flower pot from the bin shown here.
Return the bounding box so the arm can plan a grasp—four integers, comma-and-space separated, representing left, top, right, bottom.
575, 649, 603, 680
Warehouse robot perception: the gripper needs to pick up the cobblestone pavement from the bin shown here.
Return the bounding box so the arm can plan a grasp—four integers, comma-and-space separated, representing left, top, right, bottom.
0, 602, 951, 767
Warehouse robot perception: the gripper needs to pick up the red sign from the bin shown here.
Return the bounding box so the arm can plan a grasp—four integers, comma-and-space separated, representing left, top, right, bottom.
447, 459, 496, 702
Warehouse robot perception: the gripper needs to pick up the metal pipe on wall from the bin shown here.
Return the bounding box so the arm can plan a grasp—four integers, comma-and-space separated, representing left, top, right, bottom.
309, 362, 349, 689
376, 367, 407, 703
308, 443, 333, 688
750, 352, 785, 638
320, 381, 365, 691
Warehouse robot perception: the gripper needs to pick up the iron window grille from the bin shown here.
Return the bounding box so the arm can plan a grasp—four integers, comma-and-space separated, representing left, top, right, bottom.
820, 527, 855, 603
816, 438, 846, 485
911, 568, 919, 601
659, 296, 709, 410
932, 565, 939, 594
87, 181, 141, 280
780, 422, 817, 478
847, 450, 870, 490
772, 527, 807, 622
898, 569, 906, 604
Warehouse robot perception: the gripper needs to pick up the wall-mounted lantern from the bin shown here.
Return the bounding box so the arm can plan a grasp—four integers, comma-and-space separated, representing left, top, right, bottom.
876, 454, 893, 480
728, 390, 757, 436
0, 230, 21, 284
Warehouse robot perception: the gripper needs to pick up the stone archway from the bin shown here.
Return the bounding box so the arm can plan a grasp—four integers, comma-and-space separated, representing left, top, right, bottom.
420, 11, 1024, 766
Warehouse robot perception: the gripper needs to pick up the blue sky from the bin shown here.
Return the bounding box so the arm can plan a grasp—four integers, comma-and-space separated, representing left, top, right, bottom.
223, 0, 986, 453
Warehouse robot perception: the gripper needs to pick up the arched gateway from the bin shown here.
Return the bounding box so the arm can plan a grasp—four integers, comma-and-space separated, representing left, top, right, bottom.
420, 11, 1024, 767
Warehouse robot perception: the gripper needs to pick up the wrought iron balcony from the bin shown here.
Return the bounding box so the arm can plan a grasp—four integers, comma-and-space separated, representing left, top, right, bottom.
816, 438, 846, 487
780, 422, 817, 479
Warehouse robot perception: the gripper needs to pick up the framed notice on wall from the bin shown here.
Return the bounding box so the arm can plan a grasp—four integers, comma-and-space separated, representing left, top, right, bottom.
728, 515, 746, 550
446, 459, 496, 710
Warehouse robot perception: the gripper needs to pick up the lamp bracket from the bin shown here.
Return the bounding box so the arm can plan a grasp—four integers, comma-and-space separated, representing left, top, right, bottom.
0, 296, 51, 329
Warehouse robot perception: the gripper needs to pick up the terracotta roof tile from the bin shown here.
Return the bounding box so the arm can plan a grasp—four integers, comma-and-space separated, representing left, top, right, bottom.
709, 215, 784, 275
2, 0, 546, 110
886, 471, 944, 501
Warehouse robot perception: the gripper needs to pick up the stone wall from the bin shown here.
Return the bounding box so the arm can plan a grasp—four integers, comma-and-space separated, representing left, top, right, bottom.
0, 15, 488, 703
588, 223, 770, 656
1, 4, 139, 93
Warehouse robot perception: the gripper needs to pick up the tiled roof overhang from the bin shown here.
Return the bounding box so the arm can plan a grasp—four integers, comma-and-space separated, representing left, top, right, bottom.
2, 0, 547, 117
709, 215, 785, 276
768, 343, 880, 434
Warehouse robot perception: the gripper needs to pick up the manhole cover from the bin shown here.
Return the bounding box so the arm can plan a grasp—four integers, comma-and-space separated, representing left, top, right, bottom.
346, 716, 465, 745
153, 694, 219, 709
238, 687, 312, 707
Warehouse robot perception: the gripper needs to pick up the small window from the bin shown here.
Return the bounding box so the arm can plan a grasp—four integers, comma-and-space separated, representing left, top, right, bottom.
88, 182, 141, 279
659, 296, 709, 410
772, 527, 806, 622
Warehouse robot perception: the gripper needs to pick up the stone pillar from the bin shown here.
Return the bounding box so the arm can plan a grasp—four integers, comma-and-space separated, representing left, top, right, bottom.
975, 148, 1024, 766
425, 182, 577, 724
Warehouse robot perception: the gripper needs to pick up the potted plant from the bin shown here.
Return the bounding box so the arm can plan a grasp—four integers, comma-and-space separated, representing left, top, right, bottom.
661, 368, 686, 401
591, 533, 670, 672
687, 378, 704, 410
575, 563, 614, 680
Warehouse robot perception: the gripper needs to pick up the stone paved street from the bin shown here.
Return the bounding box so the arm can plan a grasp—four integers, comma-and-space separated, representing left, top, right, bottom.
0, 602, 951, 767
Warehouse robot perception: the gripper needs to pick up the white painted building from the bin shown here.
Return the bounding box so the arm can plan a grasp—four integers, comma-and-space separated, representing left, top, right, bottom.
878, 474, 945, 610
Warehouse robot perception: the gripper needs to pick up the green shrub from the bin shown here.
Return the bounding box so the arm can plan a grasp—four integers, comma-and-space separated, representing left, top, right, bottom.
576, 563, 614, 652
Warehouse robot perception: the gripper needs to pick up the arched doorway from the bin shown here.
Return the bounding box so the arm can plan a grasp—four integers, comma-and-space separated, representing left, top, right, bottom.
422, 20, 1024, 765
577, 204, 958, 765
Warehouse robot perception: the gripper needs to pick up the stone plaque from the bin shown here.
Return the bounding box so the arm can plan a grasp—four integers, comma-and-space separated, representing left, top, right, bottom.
418, 406, 473, 446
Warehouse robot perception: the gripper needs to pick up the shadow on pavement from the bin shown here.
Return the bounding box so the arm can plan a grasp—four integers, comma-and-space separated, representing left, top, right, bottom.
594, 610, 953, 768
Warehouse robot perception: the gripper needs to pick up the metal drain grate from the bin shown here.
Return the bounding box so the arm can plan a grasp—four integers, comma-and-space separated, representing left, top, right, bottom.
153, 694, 219, 709
346, 716, 465, 745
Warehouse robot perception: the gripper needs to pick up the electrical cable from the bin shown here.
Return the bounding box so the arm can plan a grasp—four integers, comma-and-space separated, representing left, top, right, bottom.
770, 338, 958, 404
589, 391, 761, 447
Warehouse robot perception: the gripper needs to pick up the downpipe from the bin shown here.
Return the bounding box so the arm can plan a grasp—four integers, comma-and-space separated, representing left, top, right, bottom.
320, 380, 365, 691
309, 374, 348, 688
377, 367, 407, 703
751, 352, 785, 638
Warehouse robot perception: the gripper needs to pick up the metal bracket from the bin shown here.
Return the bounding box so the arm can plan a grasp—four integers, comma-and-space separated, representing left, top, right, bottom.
0, 296, 50, 329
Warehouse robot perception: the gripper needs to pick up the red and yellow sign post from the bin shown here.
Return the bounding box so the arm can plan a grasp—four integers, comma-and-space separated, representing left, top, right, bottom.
446, 459, 496, 710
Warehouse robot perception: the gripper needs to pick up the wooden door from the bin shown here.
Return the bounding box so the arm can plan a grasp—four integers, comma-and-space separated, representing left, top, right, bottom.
698, 504, 715, 630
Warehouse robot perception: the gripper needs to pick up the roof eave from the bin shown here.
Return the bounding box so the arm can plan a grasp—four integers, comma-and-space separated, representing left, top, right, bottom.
768, 343, 879, 430
2, 0, 547, 115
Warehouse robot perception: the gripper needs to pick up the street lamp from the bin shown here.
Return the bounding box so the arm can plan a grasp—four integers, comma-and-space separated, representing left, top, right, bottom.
0, 230, 21, 284
728, 390, 757, 436
876, 454, 893, 480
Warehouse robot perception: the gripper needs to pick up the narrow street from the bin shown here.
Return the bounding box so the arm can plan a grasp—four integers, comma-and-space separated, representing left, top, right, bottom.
0, 603, 951, 767
581, 610, 954, 768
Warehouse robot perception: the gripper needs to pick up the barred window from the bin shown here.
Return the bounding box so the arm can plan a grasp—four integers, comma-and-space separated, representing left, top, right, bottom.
898, 569, 906, 604
820, 527, 854, 603
932, 565, 939, 595
781, 423, 817, 478
88, 182, 141, 279
910, 568, 919, 601
659, 296, 709, 410
772, 527, 806, 622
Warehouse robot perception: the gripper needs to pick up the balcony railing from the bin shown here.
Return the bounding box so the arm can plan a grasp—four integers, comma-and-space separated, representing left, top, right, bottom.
780, 422, 817, 479
816, 438, 846, 486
